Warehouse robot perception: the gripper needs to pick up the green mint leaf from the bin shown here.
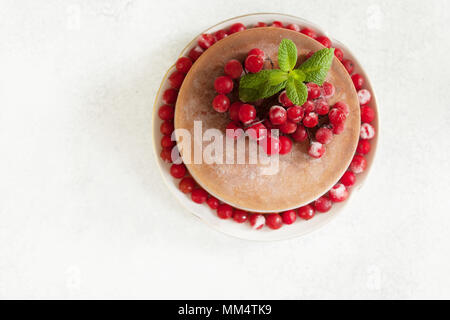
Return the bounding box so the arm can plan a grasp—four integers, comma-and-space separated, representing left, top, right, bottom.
278, 39, 298, 72
239, 70, 288, 102
285, 77, 307, 106
298, 48, 335, 85
289, 69, 306, 82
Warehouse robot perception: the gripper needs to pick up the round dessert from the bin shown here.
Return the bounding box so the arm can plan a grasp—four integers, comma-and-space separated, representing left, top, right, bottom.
174, 27, 360, 212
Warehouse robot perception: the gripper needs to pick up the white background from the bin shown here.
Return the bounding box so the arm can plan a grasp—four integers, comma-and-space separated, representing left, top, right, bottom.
1, 0, 449, 299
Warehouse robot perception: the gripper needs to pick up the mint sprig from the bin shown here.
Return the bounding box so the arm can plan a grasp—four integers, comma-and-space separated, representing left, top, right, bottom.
239, 39, 335, 106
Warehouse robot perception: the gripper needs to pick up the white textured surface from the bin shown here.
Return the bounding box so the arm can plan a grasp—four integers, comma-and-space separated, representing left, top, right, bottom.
1, 0, 450, 299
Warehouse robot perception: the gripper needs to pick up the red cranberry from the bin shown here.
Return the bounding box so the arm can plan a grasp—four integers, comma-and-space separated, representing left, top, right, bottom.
248, 48, 265, 59
212, 94, 230, 113
315, 127, 333, 144
287, 106, 304, 122
302, 100, 315, 113
160, 147, 172, 163
168, 70, 185, 89
255, 22, 267, 27
316, 35, 331, 48
278, 90, 294, 107
158, 104, 174, 120
224, 59, 243, 79
314, 196, 332, 213
179, 177, 195, 193
197, 33, 215, 49
170, 163, 186, 179
160, 120, 174, 135
266, 214, 283, 229
238, 104, 256, 124
357, 89, 372, 105
217, 204, 233, 219
271, 21, 283, 28
329, 108, 346, 125
245, 55, 264, 73
249, 214, 265, 229
342, 59, 354, 74
175, 57, 193, 74
298, 205, 315, 220
321, 81, 335, 98
286, 23, 300, 32
340, 171, 356, 187
291, 125, 308, 142
307, 83, 321, 100
300, 27, 316, 38
246, 122, 267, 141
333, 101, 350, 116
229, 23, 246, 34
161, 135, 175, 148
281, 210, 297, 224
305, 51, 315, 59
188, 46, 204, 61
329, 183, 349, 202
229, 102, 242, 121
226, 122, 243, 140
260, 135, 281, 155
214, 76, 234, 94
303, 112, 319, 128
280, 121, 298, 134
233, 210, 248, 223
334, 48, 344, 61
361, 105, 375, 123
308, 141, 325, 159
356, 139, 371, 154
360, 123, 375, 140
162, 88, 178, 105
350, 154, 367, 174
206, 196, 220, 210
214, 29, 228, 41
331, 123, 345, 135
279, 136, 293, 155
351, 74, 364, 90
191, 188, 208, 204
315, 99, 329, 115
269, 105, 287, 125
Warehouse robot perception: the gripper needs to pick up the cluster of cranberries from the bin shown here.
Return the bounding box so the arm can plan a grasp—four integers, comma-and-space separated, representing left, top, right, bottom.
158, 20, 377, 230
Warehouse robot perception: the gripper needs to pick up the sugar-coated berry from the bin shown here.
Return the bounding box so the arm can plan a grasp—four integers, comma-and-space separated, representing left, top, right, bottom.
161, 135, 175, 148
315, 127, 333, 144
342, 59, 354, 74
360, 123, 375, 140
357, 89, 372, 105
197, 33, 215, 49
307, 83, 321, 100
308, 141, 325, 158
245, 55, 264, 73
224, 59, 243, 79
229, 23, 246, 34
279, 136, 293, 155
191, 188, 208, 204
291, 125, 308, 142
160, 120, 174, 135
286, 23, 300, 32
188, 46, 204, 61
229, 102, 242, 122
329, 108, 346, 125
314, 196, 332, 213
350, 154, 367, 174
333, 101, 350, 116
351, 74, 364, 90
170, 163, 186, 179
303, 112, 319, 128
334, 48, 344, 61
175, 57, 193, 74
340, 171, 356, 187
214, 29, 228, 41
212, 94, 230, 113
168, 70, 185, 89
356, 139, 371, 154
179, 177, 195, 193
158, 104, 174, 120
298, 205, 315, 220
266, 214, 283, 229
162, 88, 178, 104
278, 90, 294, 107
226, 122, 243, 140
316, 35, 332, 48
255, 22, 267, 27
280, 121, 297, 134
260, 135, 281, 155
238, 104, 256, 124
246, 122, 267, 141
233, 210, 248, 223
300, 27, 316, 38
217, 204, 233, 219
269, 105, 287, 125
248, 48, 265, 59
249, 214, 265, 230
160, 147, 172, 163
214, 76, 234, 94
331, 123, 345, 135
206, 196, 219, 210
329, 183, 349, 202
287, 106, 304, 122
271, 21, 283, 28
361, 105, 375, 123
302, 100, 315, 113
322, 81, 335, 98
315, 99, 329, 115
281, 210, 297, 224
